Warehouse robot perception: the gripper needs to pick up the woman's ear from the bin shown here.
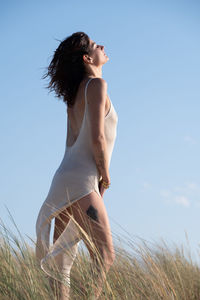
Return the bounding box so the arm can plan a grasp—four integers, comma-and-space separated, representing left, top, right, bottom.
83, 54, 93, 64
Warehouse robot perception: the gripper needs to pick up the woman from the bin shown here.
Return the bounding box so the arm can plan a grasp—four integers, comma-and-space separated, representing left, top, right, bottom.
35, 31, 118, 299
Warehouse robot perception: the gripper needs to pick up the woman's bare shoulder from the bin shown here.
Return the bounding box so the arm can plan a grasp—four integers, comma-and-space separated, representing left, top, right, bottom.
86, 77, 107, 103
90, 77, 107, 85
89, 77, 107, 87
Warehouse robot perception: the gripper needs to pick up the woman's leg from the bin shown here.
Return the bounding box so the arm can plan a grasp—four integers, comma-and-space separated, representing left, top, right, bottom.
50, 191, 115, 299
49, 207, 73, 299
68, 191, 115, 298
53, 207, 72, 243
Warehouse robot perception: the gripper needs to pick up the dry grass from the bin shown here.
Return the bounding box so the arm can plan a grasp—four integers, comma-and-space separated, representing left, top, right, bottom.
1, 209, 200, 300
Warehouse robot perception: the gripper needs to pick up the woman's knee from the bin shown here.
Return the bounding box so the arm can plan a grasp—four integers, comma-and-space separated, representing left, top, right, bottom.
101, 245, 115, 266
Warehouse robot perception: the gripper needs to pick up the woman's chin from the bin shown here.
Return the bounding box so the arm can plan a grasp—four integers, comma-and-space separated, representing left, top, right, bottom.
105, 56, 109, 62
102, 56, 109, 65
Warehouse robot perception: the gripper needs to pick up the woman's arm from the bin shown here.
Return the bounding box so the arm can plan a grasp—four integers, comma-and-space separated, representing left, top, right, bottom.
87, 77, 110, 184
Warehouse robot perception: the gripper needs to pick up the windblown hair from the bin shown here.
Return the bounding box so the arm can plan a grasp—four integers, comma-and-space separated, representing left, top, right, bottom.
42, 32, 92, 107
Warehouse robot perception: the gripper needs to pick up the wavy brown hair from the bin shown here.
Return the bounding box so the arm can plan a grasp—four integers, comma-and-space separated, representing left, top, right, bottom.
42, 32, 92, 107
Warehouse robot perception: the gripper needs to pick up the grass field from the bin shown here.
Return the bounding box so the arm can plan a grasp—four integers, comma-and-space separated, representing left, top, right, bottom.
1, 211, 200, 300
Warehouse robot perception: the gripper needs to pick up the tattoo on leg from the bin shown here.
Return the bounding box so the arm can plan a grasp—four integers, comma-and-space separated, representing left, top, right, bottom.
86, 205, 99, 222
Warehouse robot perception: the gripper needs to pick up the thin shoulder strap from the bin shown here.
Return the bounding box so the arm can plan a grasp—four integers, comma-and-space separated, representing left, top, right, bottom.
85, 77, 95, 104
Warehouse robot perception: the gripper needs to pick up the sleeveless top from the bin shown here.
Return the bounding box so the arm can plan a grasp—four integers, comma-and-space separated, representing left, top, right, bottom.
35, 77, 118, 267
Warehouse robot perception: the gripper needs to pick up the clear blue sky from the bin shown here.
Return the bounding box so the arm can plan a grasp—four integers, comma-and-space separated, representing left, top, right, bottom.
1, 0, 200, 263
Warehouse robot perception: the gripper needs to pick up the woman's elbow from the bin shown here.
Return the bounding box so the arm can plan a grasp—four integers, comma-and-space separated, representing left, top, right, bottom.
91, 134, 106, 145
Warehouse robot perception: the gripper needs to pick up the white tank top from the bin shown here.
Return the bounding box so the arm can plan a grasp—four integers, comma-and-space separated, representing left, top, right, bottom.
55, 77, 118, 201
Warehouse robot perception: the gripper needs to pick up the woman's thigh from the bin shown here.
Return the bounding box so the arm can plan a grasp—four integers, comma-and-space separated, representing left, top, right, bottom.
68, 191, 115, 261
53, 207, 72, 243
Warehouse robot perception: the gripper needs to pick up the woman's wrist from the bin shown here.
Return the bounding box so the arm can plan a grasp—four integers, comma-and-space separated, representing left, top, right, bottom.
100, 177, 111, 189
102, 180, 111, 189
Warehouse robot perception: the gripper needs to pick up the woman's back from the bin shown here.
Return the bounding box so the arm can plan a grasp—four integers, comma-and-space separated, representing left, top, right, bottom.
66, 77, 112, 149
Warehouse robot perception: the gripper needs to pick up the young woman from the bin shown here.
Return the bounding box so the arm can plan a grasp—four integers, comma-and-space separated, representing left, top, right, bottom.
35, 31, 118, 299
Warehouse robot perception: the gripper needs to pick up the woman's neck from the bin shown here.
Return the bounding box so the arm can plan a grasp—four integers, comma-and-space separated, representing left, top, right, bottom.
85, 65, 102, 78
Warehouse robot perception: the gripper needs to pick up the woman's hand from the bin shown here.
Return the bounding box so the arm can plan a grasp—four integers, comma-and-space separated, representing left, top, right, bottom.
98, 178, 110, 198
98, 179, 106, 198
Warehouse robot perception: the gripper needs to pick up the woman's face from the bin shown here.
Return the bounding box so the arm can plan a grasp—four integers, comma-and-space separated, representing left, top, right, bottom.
88, 38, 109, 65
